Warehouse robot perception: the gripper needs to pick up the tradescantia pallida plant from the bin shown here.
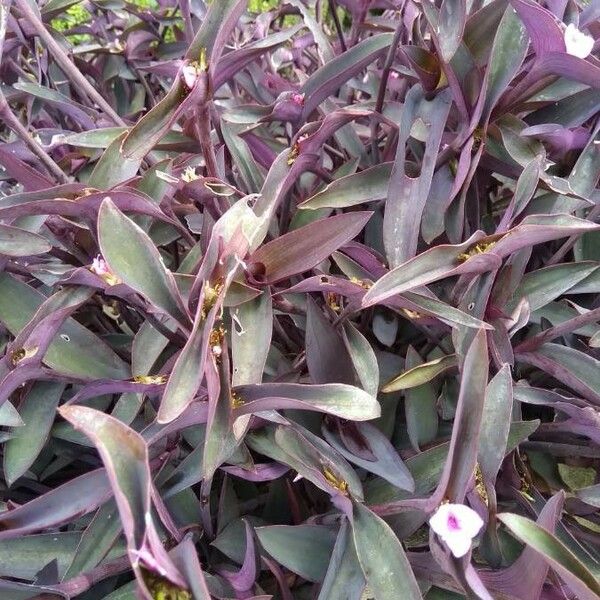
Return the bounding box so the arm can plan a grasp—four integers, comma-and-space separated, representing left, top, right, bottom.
0, 0, 599, 598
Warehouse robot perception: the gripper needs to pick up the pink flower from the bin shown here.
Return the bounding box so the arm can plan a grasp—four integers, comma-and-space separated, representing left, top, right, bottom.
564, 24, 594, 59
291, 92, 305, 106
90, 255, 110, 277
429, 503, 484, 558
89, 255, 121, 286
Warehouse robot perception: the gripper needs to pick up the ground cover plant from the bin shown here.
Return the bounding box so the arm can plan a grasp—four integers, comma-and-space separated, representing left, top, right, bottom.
0, 0, 599, 598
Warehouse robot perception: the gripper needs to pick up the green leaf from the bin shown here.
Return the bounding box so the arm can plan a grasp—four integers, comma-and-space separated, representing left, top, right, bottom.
498, 512, 600, 599
63, 500, 122, 579
299, 163, 392, 210
4, 382, 64, 486
58, 406, 149, 549
88, 131, 141, 189
0, 532, 81, 580
403, 346, 439, 451
0, 273, 129, 379
342, 321, 379, 398
481, 6, 528, 121
317, 519, 365, 600
510, 262, 599, 311
0, 224, 51, 256
558, 464, 596, 491
98, 197, 190, 327
382, 353, 457, 392
478, 365, 513, 482
256, 524, 337, 582
231, 293, 272, 386
351, 502, 422, 600
576, 484, 600, 508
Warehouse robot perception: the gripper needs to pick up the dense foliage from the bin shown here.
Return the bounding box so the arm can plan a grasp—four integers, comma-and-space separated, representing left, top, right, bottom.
0, 0, 599, 599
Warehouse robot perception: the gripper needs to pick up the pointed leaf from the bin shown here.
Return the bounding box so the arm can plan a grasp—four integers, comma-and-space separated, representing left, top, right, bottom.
351, 502, 422, 600
98, 198, 190, 327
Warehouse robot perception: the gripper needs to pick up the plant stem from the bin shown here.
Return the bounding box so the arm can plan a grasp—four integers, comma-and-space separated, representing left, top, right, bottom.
0, 94, 70, 183
370, 20, 402, 163
327, 0, 347, 52
14, 0, 126, 127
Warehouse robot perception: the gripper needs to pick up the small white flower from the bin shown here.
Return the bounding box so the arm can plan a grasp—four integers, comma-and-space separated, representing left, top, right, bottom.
429, 503, 484, 558
182, 64, 199, 89
564, 23, 594, 59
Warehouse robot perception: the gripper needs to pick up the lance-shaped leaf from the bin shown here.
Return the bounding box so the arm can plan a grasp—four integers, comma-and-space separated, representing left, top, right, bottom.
58, 406, 185, 588
509, 262, 599, 312
215, 25, 303, 92
299, 163, 392, 210
186, 0, 246, 62
0, 223, 51, 256
351, 501, 422, 600
203, 339, 239, 481
363, 231, 500, 306
0, 469, 111, 539
403, 346, 440, 452
384, 86, 451, 267
438, 0, 466, 61
169, 535, 212, 600
0, 274, 128, 379
510, 0, 565, 55
382, 354, 458, 392
478, 365, 513, 483
256, 525, 337, 583
318, 518, 365, 600
88, 132, 141, 190
274, 424, 364, 500
232, 294, 272, 387
490, 214, 600, 258
498, 512, 600, 600
249, 212, 372, 284
441, 329, 489, 502
306, 297, 355, 385
342, 321, 379, 398
480, 6, 528, 122
98, 197, 190, 328
0, 532, 81, 581
323, 421, 414, 492
120, 64, 207, 162
517, 343, 600, 404
400, 291, 493, 331
300, 34, 393, 118
232, 382, 380, 421
63, 500, 122, 579
4, 382, 64, 486
482, 492, 564, 599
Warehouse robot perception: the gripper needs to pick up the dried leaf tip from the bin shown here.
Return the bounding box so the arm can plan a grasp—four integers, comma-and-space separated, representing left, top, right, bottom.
201, 279, 224, 318
143, 569, 191, 600
350, 277, 372, 290
457, 241, 497, 262
209, 326, 226, 359
181, 166, 200, 183
323, 466, 349, 495
287, 143, 300, 166
10, 346, 38, 366
133, 374, 168, 385
474, 464, 488, 506
230, 391, 244, 408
